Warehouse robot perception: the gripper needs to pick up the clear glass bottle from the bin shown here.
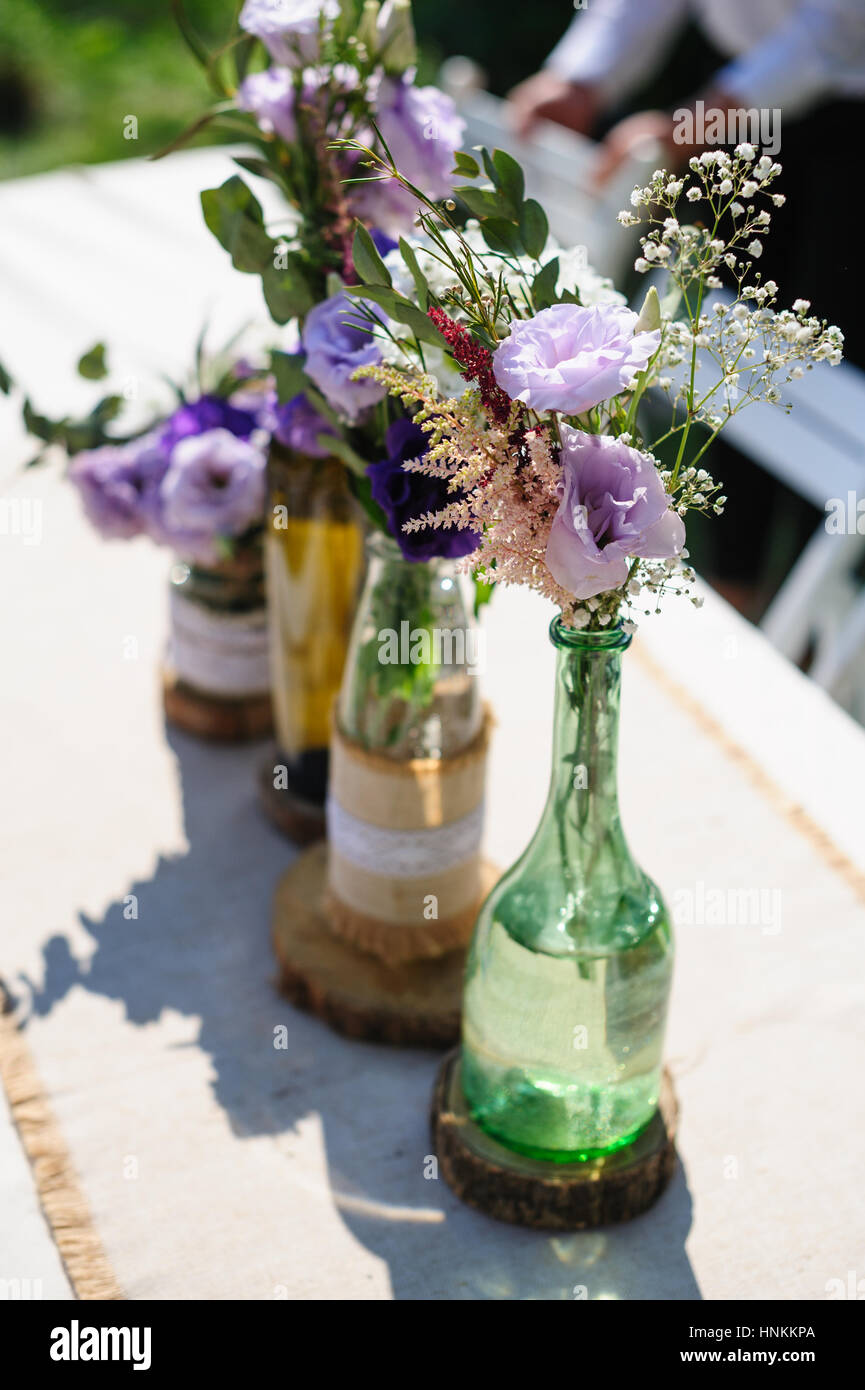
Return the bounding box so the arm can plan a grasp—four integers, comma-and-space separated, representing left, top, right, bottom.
461, 617, 673, 1162
167, 537, 271, 702
265, 442, 365, 805
337, 533, 482, 759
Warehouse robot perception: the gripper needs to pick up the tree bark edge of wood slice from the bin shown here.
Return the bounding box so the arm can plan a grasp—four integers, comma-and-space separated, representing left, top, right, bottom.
271, 843, 465, 1048
431, 1048, 679, 1230
162, 669, 273, 743
258, 752, 327, 846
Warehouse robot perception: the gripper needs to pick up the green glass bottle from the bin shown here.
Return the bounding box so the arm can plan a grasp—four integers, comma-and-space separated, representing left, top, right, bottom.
461, 617, 673, 1162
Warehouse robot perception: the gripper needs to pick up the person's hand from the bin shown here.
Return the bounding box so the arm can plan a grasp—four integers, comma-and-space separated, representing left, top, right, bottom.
592, 110, 679, 188
508, 72, 600, 140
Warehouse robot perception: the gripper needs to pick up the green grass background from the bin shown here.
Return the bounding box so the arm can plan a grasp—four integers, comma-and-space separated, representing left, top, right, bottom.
0, 0, 572, 180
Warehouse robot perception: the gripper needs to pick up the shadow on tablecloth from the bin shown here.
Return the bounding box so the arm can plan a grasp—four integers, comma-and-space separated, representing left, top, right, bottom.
18, 724, 700, 1301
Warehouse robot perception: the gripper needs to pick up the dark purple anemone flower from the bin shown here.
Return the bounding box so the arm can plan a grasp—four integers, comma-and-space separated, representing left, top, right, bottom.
367, 419, 480, 563
158, 394, 259, 456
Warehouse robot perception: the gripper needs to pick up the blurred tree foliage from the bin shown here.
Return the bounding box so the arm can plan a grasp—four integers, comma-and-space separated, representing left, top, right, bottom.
0, 0, 237, 177
0, 0, 571, 179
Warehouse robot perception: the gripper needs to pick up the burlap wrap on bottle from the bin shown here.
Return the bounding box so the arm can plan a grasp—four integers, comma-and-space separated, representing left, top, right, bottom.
325, 710, 492, 965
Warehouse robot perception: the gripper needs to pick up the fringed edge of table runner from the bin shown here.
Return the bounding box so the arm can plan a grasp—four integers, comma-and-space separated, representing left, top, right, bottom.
633, 641, 865, 906
0, 987, 124, 1301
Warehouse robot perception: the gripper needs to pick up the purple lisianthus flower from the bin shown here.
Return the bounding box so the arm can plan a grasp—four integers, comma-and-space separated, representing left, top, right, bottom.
492, 303, 661, 416
301, 292, 385, 422
369, 228, 398, 258
237, 67, 297, 142
545, 427, 685, 600
238, 0, 339, 67
158, 394, 259, 456
351, 77, 465, 233
238, 62, 360, 143
367, 419, 480, 562
263, 388, 336, 458
156, 429, 266, 564
70, 435, 169, 540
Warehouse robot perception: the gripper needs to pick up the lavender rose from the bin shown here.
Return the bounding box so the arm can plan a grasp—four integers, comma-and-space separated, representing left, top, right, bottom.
492, 303, 661, 416
157, 394, 259, 456
238, 0, 339, 67
301, 292, 385, 422
70, 436, 169, 540
545, 427, 685, 600
367, 419, 480, 562
351, 77, 465, 233
156, 429, 266, 564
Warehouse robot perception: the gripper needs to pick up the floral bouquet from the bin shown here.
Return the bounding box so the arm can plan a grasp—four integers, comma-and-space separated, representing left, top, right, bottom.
331, 135, 845, 1154
338, 139, 842, 630
169, 1, 483, 811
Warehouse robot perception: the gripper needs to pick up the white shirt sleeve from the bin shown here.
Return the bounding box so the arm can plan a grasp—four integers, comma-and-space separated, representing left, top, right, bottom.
544, 0, 691, 107
717, 1, 865, 117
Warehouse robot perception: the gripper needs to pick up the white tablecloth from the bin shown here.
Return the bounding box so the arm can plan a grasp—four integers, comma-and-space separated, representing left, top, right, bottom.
2, 151, 864, 1301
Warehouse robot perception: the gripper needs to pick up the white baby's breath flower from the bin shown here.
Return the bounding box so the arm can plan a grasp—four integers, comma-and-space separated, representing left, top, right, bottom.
735, 142, 755, 160
686, 187, 702, 202
747, 239, 763, 258
793, 298, 811, 314
742, 180, 758, 198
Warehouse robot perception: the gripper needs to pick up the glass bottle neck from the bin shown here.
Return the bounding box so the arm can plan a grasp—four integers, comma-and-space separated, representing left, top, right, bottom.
538, 619, 631, 860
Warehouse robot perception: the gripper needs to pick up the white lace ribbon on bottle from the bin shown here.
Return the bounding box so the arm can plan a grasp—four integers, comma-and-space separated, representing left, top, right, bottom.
326, 795, 484, 878
168, 588, 271, 698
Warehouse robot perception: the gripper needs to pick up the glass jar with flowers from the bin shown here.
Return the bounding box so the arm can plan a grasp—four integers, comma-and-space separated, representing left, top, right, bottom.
21, 343, 275, 741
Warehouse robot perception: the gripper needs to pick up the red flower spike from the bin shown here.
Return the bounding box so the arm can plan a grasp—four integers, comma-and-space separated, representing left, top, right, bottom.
427, 308, 514, 426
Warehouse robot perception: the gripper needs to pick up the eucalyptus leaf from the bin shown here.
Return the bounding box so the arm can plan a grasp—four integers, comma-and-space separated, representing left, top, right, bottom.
531, 256, 560, 310
519, 198, 548, 260
271, 350, 308, 405
77, 343, 108, 381
452, 151, 480, 179
492, 149, 525, 209
352, 223, 392, 287
200, 177, 273, 274
453, 185, 507, 221
481, 218, 524, 258
261, 260, 315, 324
398, 237, 430, 310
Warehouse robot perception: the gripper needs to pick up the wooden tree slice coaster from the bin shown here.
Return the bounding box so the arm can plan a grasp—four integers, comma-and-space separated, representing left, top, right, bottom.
271, 843, 472, 1047
431, 1049, 678, 1230
257, 752, 327, 846
162, 669, 272, 743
